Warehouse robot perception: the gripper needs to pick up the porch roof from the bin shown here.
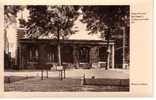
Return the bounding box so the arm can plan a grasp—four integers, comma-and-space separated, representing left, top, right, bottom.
19, 39, 115, 46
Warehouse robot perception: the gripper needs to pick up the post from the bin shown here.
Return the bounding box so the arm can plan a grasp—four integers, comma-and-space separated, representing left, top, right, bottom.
19, 45, 22, 69
46, 69, 48, 78
21, 47, 24, 69
63, 68, 65, 79
73, 46, 79, 68
60, 70, 63, 80
111, 44, 115, 69
58, 44, 61, 66
41, 69, 43, 80
107, 46, 111, 70
81, 74, 86, 85
105, 27, 110, 70
122, 27, 126, 69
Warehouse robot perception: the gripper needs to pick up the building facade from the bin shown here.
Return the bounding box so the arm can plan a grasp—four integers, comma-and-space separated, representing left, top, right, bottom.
17, 39, 115, 69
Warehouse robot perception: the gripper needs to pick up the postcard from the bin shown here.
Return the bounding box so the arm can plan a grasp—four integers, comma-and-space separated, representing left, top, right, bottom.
0, 0, 153, 97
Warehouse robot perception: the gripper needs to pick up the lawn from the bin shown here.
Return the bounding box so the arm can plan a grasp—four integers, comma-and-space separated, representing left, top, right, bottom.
5, 76, 129, 92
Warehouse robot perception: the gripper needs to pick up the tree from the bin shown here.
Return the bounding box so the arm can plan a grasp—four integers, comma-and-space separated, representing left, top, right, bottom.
21, 5, 79, 79
4, 5, 24, 27
4, 5, 24, 69
81, 6, 129, 69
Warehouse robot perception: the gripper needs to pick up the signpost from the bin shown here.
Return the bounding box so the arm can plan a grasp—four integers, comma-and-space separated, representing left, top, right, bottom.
57, 66, 63, 80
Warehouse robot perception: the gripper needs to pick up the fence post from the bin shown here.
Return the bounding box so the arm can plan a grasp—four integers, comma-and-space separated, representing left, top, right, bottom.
41, 69, 43, 80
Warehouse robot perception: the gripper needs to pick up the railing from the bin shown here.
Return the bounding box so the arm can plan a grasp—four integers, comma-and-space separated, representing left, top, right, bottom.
115, 64, 129, 69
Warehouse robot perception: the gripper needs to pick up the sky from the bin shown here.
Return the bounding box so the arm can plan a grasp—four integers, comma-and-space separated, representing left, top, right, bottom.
6, 7, 103, 58
69, 9, 102, 40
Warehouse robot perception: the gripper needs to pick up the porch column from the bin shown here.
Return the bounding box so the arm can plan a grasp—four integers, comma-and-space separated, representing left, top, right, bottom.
18, 46, 21, 69
111, 44, 115, 69
73, 46, 79, 68
122, 27, 126, 69
107, 45, 111, 70
21, 46, 24, 69
18, 44, 23, 69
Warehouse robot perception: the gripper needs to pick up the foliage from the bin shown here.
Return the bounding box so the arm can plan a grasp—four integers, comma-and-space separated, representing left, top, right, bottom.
4, 5, 24, 27
81, 6, 129, 37
24, 5, 79, 39
81, 6, 130, 66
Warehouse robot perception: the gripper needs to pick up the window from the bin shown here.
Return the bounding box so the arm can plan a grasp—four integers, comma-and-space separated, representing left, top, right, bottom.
46, 46, 56, 63
99, 47, 107, 62
79, 47, 89, 63
29, 47, 39, 62
47, 52, 54, 62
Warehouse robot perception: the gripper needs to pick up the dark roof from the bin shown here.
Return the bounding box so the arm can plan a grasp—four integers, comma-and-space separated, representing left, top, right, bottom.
19, 39, 115, 46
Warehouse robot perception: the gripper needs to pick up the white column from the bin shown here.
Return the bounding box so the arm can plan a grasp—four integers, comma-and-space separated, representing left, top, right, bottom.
111, 44, 115, 69
107, 46, 111, 69
122, 27, 126, 69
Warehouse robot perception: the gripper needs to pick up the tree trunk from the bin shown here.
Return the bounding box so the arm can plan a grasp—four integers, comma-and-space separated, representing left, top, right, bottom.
57, 43, 61, 66
105, 28, 110, 70
57, 28, 62, 66
57, 28, 64, 80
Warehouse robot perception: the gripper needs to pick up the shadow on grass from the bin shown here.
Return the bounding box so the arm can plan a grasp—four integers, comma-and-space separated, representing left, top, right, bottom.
4, 76, 34, 83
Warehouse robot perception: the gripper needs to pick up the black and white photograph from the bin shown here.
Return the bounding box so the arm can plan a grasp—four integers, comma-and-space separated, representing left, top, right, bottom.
4, 5, 130, 92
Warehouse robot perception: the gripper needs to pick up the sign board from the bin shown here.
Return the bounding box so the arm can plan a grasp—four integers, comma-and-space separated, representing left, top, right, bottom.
57, 66, 63, 71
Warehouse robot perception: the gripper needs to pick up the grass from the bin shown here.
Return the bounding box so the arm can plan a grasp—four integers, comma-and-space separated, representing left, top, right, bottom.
4, 76, 129, 92
4, 76, 33, 83
84, 78, 129, 86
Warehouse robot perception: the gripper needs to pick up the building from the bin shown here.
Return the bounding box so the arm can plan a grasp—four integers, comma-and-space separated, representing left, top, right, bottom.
14, 25, 130, 70
17, 38, 115, 69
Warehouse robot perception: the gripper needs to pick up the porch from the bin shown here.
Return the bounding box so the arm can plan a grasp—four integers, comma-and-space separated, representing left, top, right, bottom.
17, 39, 115, 69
